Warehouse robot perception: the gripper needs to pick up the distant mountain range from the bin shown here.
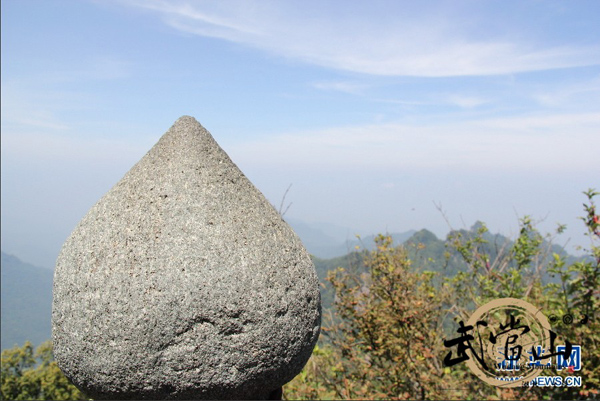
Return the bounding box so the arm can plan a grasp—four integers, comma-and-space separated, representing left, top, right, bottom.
0, 220, 580, 351
285, 218, 416, 259
1, 252, 53, 350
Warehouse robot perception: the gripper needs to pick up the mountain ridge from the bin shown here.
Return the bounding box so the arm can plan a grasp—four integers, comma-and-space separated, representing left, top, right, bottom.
1, 252, 54, 350
286, 218, 417, 259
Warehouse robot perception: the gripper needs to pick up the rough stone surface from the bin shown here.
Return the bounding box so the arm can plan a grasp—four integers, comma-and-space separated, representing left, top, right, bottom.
52, 116, 321, 400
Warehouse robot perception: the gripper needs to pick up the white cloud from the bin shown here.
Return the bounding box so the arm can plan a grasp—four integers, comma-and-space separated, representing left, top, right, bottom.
530, 76, 600, 108
227, 112, 600, 173
118, 0, 600, 77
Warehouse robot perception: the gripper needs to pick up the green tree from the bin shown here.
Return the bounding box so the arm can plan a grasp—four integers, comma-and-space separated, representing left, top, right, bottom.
1, 341, 86, 400
286, 235, 464, 399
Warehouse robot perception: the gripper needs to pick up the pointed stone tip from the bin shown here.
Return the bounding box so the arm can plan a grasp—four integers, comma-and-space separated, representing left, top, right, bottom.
175, 115, 196, 122
172, 115, 202, 128
159, 115, 212, 147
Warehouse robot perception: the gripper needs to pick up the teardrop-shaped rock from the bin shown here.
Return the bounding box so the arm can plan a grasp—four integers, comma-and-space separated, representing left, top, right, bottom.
52, 116, 321, 400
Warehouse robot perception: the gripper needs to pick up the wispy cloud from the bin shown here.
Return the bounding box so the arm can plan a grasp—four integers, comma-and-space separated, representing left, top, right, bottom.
1, 54, 132, 133
117, 0, 600, 77
228, 112, 600, 172
530, 76, 600, 108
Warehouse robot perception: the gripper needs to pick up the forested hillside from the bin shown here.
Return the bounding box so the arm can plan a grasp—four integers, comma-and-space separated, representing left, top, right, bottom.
1, 253, 53, 350
312, 223, 578, 311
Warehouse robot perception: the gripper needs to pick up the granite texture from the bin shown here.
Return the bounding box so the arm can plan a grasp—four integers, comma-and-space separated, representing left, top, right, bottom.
52, 116, 321, 400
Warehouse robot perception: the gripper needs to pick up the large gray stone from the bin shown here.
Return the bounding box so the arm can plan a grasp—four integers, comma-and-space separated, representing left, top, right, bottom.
52, 116, 321, 400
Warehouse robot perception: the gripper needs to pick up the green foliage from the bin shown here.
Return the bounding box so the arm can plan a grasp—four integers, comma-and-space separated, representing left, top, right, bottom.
287, 235, 464, 399
282, 345, 338, 400
1, 341, 86, 401
286, 190, 600, 400
440, 190, 599, 400
325, 235, 450, 399
542, 189, 600, 398
312, 251, 366, 312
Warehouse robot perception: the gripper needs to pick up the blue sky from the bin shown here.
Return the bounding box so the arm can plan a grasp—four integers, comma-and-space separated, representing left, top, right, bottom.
2, 0, 599, 268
